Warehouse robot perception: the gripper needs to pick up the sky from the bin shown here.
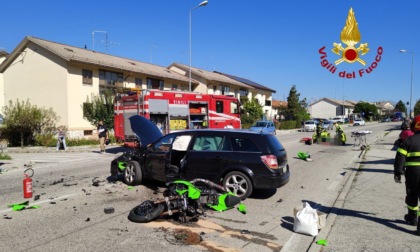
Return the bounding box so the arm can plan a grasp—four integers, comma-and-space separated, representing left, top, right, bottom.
1, 0, 420, 108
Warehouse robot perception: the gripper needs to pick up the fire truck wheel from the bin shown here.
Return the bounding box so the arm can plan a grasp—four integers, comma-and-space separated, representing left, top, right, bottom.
222, 171, 253, 200
123, 161, 143, 185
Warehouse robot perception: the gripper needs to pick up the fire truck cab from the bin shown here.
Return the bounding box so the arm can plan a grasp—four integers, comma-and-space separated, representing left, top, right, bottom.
114, 89, 241, 146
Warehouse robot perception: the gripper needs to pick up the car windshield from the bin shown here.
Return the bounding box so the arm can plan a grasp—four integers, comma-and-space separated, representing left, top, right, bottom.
253, 122, 268, 127
305, 121, 315, 125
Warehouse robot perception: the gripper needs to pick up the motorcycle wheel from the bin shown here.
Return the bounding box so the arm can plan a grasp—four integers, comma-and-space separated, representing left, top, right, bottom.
128, 200, 164, 223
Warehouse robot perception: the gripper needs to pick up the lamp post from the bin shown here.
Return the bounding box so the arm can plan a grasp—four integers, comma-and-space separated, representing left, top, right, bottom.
189, 0, 208, 92
400, 49, 414, 119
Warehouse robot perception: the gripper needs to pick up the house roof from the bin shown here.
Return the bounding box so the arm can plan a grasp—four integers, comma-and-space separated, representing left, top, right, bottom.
310, 97, 357, 107
214, 71, 276, 93
272, 100, 287, 108
168, 63, 254, 89
0, 36, 194, 83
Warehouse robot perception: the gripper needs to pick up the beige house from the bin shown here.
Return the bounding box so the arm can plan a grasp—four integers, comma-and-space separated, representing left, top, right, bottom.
310, 98, 356, 119
0, 36, 277, 136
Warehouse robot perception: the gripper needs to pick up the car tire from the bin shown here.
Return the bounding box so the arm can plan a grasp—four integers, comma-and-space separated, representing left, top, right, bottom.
128, 200, 164, 223
123, 160, 142, 185
222, 171, 253, 200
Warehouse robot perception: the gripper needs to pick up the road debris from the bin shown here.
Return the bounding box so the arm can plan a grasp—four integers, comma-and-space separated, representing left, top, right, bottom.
104, 207, 115, 214
316, 239, 328, 246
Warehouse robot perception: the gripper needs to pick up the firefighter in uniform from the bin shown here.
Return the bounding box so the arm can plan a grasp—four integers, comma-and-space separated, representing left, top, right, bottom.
334, 122, 346, 145
315, 122, 323, 144
394, 115, 420, 235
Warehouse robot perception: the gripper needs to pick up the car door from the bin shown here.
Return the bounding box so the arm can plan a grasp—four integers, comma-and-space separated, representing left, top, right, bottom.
183, 133, 228, 181
146, 134, 175, 182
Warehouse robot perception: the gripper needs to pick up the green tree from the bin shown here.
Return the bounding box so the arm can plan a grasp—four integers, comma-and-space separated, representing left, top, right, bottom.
82, 90, 115, 130
285, 85, 310, 126
414, 99, 420, 117
240, 96, 264, 128
395, 100, 407, 114
353, 102, 379, 121
2, 99, 59, 147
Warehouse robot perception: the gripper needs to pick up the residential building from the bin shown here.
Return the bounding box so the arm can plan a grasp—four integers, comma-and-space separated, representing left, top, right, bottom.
272, 100, 288, 121
0, 36, 277, 137
374, 101, 394, 116
310, 98, 356, 119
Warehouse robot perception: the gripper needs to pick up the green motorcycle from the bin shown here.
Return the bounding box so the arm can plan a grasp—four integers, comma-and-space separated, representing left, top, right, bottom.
128, 178, 246, 223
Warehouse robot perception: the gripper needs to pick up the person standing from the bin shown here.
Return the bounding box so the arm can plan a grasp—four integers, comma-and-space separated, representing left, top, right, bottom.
97, 120, 109, 154
394, 115, 420, 235
334, 122, 346, 145
56, 126, 67, 150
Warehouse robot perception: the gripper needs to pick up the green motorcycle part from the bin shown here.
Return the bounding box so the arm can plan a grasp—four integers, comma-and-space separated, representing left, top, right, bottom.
118, 162, 126, 171
172, 180, 201, 200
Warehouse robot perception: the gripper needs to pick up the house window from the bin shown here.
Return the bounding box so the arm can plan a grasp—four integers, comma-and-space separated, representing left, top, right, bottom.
147, 78, 164, 90
172, 84, 178, 90
265, 100, 272, 106
239, 89, 248, 97
82, 69, 93, 85
135, 78, 142, 87
84, 130, 93, 136
213, 86, 217, 93
234, 89, 238, 98
220, 85, 230, 95
99, 69, 123, 86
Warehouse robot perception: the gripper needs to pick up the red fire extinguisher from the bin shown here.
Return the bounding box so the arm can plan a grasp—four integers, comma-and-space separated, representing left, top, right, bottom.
23, 167, 34, 198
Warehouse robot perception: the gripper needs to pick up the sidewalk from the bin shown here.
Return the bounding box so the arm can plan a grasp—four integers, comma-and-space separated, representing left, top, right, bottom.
308, 130, 420, 251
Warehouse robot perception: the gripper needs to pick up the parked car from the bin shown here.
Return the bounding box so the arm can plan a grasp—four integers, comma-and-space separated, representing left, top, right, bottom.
304, 120, 318, 132
331, 117, 345, 124
110, 115, 290, 200
353, 119, 366, 126
380, 117, 391, 123
344, 118, 349, 123
249, 120, 276, 135
322, 120, 334, 130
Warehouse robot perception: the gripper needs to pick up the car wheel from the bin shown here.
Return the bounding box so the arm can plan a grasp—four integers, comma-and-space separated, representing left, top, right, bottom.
222, 171, 253, 200
123, 161, 143, 185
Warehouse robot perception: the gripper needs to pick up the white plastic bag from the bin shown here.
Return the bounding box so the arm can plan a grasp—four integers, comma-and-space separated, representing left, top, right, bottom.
293, 202, 319, 236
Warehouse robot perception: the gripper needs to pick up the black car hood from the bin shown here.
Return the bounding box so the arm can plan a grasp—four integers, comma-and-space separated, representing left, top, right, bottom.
129, 115, 163, 146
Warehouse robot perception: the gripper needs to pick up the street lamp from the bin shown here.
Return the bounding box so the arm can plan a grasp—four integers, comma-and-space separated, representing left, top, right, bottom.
400, 49, 414, 119
189, 0, 208, 92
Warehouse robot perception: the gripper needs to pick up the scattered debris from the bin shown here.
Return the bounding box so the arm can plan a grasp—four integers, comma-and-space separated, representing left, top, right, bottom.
316, 239, 328, 246
297, 151, 313, 162
301, 186, 304, 189
104, 207, 115, 214
60, 198, 68, 201
85, 218, 90, 222
63, 182, 78, 187
50, 202, 56, 205
340, 172, 347, 176
277, 199, 283, 203
127, 186, 135, 190
240, 230, 251, 234
7, 201, 29, 211
50, 178, 64, 185
0, 168, 8, 173
34, 195, 41, 201
4, 216, 12, 219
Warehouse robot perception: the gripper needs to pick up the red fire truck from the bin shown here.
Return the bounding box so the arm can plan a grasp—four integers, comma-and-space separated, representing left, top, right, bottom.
114, 89, 241, 145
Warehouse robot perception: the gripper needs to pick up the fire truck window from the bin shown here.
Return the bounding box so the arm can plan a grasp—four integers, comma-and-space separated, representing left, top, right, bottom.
172, 135, 192, 151
216, 101, 223, 113
230, 102, 239, 114
153, 135, 174, 152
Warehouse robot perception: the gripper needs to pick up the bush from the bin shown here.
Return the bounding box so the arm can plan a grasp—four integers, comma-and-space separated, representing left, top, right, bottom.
0, 153, 11, 160
279, 120, 298, 130
33, 133, 116, 147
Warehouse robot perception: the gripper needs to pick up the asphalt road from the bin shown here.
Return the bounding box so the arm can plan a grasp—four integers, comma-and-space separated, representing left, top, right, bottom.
0, 122, 400, 252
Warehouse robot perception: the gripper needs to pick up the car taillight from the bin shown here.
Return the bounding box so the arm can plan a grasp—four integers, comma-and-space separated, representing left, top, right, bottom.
261, 155, 278, 169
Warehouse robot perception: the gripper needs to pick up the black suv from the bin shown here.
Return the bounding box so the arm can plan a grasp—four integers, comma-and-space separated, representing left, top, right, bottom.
111, 116, 290, 199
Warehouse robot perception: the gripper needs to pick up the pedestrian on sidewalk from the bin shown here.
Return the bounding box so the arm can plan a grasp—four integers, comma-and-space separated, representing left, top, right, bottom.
97, 120, 109, 154
56, 126, 67, 151
394, 115, 420, 235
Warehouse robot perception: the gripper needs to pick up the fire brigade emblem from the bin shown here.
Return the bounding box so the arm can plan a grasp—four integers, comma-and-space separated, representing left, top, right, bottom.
332, 8, 369, 65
